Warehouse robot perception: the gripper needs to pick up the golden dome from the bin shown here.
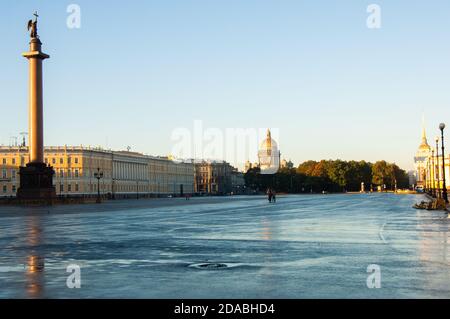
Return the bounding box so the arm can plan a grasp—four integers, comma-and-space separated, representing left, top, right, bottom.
418, 142, 431, 151
258, 129, 281, 173
260, 129, 278, 151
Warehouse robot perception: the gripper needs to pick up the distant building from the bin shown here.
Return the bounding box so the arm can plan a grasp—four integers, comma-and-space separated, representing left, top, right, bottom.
194, 160, 233, 195
0, 146, 194, 198
231, 169, 245, 194
258, 129, 280, 174
414, 124, 432, 188
244, 160, 252, 173
244, 160, 259, 173
281, 159, 294, 169
408, 170, 417, 188
422, 150, 450, 192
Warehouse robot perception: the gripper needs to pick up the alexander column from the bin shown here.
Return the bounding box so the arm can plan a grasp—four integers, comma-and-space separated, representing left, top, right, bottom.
17, 12, 56, 202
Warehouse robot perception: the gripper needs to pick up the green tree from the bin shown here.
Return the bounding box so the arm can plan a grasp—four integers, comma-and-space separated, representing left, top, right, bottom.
246, 159, 408, 193
326, 160, 349, 191
372, 161, 393, 190
297, 161, 318, 176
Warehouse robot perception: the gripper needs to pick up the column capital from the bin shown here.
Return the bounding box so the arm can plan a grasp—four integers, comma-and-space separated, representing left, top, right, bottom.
22, 38, 49, 59
22, 51, 49, 60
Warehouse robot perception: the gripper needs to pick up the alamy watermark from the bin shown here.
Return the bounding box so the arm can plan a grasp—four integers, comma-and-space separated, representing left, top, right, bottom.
66, 264, 81, 288
171, 120, 280, 174
367, 4, 381, 29
66, 4, 81, 29
366, 264, 381, 288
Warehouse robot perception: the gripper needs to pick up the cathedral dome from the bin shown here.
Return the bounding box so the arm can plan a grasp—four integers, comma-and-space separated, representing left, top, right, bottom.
258, 129, 280, 174
259, 129, 278, 153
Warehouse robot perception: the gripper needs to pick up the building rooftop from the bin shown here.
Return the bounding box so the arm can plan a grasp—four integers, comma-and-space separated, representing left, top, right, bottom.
0, 145, 193, 163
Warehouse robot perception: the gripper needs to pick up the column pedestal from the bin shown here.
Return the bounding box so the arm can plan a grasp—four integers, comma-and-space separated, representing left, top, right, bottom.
17, 163, 56, 201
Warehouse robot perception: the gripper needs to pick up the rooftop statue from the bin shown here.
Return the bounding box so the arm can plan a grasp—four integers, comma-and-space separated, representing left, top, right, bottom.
27, 11, 39, 38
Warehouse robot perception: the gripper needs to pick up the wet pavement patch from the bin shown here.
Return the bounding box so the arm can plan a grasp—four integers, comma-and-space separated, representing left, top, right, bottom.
188, 262, 236, 270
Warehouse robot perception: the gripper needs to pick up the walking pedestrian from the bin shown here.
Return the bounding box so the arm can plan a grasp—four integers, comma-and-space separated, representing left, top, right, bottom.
267, 188, 272, 203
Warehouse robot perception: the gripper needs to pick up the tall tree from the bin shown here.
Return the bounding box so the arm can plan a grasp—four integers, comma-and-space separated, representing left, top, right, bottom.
246, 159, 409, 193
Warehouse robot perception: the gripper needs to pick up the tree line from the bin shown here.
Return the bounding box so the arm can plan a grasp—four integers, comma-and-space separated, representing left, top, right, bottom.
244, 160, 410, 193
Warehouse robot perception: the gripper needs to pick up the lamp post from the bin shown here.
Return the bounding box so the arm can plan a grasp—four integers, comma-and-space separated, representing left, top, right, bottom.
428, 164, 432, 194
112, 178, 116, 200
59, 170, 63, 197
439, 123, 448, 203
431, 149, 435, 198
94, 167, 103, 203
426, 159, 430, 195
436, 137, 441, 198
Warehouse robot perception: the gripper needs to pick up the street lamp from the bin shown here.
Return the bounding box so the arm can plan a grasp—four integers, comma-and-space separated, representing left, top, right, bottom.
112, 178, 116, 199
436, 137, 441, 198
59, 171, 63, 197
94, 167, 103, 203
439, 123, 448, 203
426, 160, 430, 195
431, 149, 435, 198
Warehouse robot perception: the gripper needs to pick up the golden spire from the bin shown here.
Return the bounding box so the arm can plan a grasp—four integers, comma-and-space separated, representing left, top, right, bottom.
265, 129, 272, 155
421, 125, 428, 144
419, 116, 431, 150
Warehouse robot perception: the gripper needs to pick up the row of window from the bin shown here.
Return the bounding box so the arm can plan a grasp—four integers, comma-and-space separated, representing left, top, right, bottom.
1, 157, 195, 172
0, 157, 81, 166
57, 169, 80, 178
45, 157, 79, 165
1, 168, 193, 183
3, 169, 112, 180
2, 185, 16, 193
148, 164, 194, 172
113, 164, 194, 178
1, 158, 25, 166
1, 184, 81, 193
2, 169, 16, 179
1, 183, 193, 194
59, 184, 79, 192
197, 180, 218, 184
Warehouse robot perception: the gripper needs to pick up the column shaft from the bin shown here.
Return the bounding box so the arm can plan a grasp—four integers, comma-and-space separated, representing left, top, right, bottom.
29, 57, 44, 163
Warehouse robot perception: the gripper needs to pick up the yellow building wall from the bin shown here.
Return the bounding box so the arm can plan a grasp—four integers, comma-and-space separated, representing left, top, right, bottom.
0, 147, 195, 197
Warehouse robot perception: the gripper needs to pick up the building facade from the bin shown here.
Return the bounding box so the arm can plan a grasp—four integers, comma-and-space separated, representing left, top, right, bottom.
231, 169, 245, 194
194, 160, 233, 195
414, 125, 432, 188
244, 160, 259, 173
421, 151, 450, 193
0, 146, 194, 198
413, 122, 450, 192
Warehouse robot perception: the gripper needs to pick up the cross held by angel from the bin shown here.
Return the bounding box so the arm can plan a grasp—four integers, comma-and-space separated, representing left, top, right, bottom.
27, 11, 39, 38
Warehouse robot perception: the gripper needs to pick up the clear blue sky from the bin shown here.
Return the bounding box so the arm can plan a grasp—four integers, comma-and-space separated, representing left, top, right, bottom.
2, 1, 450, 170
